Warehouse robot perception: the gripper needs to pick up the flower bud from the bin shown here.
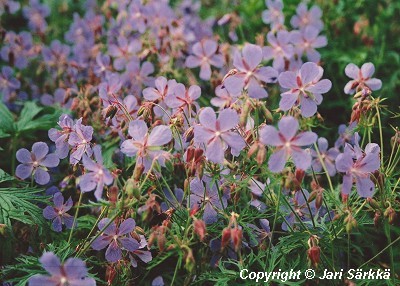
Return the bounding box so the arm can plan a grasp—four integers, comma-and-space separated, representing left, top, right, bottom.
193, 219, 206, 241
133, 163, 145, 181
221, 227, 231, 250
185, 248, 195, 272
231, 228, 242, 252
307, 246, 321, 268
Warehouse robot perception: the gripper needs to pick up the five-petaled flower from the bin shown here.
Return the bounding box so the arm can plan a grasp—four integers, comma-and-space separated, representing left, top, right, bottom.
16, 142, 60, 185
68, 119, 94, 165
335, 134, 380, 198
223, 43, 278, 99
194, 107, 245, 164
344, 62, 382, 95
185, 39, 224, 80
92, 218, 140, 262
43, 192, 75, 232
120, 120, 172, 171
311, 137, 339, 176
28, 252, 95, 286
278, 62, 332, 117
78, 145, 113, 201
259, 116, 317, 173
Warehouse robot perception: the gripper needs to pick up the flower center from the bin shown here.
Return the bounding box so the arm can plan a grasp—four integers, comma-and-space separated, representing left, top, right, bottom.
60, 276, 67, 285
285, 142, 291, 148
215, 131, 221, 137
33, 161, 39, 167
113, 235, 119, 241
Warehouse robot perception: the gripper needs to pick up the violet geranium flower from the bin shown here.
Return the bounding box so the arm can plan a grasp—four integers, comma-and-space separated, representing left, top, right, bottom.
223, 43, 278, 99
48, 114, 74, 159
310, 137, 339, 176
263, 30, 294, 71
185, 39, 224, 80
16, 142, 60, 185
78, 146, 113, 201
28, 252, 95, 286
344, 62, 382, 94
262, 0, 284, 31
43, 192, 74, 232
259, 116, 317, 173
194, 107, 245, 164
92, 218, 140, 262
277, 62, 332, 117
335, 136, 380, 198
190, 177, 228, 224
290, 2, 324, 31
68, 119, 94, 165
120, 120, 172, 171
290, 26, 327, 63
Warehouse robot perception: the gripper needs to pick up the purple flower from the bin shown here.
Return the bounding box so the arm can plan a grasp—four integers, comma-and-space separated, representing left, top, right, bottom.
99, 73, 123, 107
334, 122, 358, 149
0, 1, 20, 15
259, 116, 317, 173
122, 59, 154, 95
164, 83, 201, 116
194, 107, 245, 164
247, 219, 271, 246
42, 40, 70, 71
92, 218, 140, 262
94, 53, 112, 77
28, 252, 95, 286
290, 26, 327, 62
48, 115, 74, 159
78, 146, 113, 201
185, 39, 224, 80
190, 177, 227, 224
344, 62, 382, 94
152, 276, 164, 286
129, 235, 153, 267
68, 119, 93, 165
22, 0, 50, 34
120, 120, 172, 171
143, 76, 177, 102
223, 43, 278, 99
290, 2, 323, 31
311, 137, 339, 176
278, 62, 332, 117
0, 66, 20, 96
1, 32, 33, 69
210, 85, 238, 109
108, 37, 142, 71
43, 193, 74, 232
263, 30, 294, 71
15, 142, 60, 185
335, 137, 380, 198
262, 0, 284, 30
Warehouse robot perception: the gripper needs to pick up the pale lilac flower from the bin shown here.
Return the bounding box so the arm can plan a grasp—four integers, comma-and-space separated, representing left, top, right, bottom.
92, 218, 140, 262
262, 0, 284, 30
344, 62, 382, 94
185, 39, 224, 80
120, 120, 172, 171
248, 179, 267, 212
129, 235, 152, 267
290, 2, 323, 31
123, 59, 154, 94
43, 193, 74, 232
0, 0, 20, 15
194, 107, 245, 164
127, 0, 147, 33
143, 76, 177, 103
108, 37, 142, 71
335, 136, 380, 198
0, 66, 20, 96
48, 115, 74, 159
42, 40, 70, 70
263, 30, 294, 71
164, 83, 201, 115
28, 252, 95, 286
224, 44, 278, 99
79, 146, 113, 201
23, 0, 50, 33
16, 142, 60, 185
190, 177, 228, 224
1, 31, 33, 69
94, 54, 112, 77
334, 122, 358, 149
290, 26, 327, 62
277, 62, 332, 117
210, 85, 239, 109
98, 73, 123, 107
259, 116, 317, 172
152, 276, 164, 286
310, 137, 339, 176
68, 119, 94, 165
40, 88, 72, 108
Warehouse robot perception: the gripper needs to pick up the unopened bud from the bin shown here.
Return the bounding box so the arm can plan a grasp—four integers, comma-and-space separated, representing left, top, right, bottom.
193, 219, 206, 241
133, 163, 145, 181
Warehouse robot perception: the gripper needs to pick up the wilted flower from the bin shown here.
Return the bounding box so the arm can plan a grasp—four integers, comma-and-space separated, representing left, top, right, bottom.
185, 39, 224, 80
311, 137, 339, 176
79, 145, 113, 201
290, 2, 323, 31
335, 135, 380, 197
194, 107, 245, 164
259, 116, 317, 172
43, 193, 74, 232
92, 218, 140, 262
223, 43, 278, 99
16, 142, 60, 185
120, 120, 172, 171
344, 62, 382, 94
28, 252, 95, 286
277, 62, 332, 117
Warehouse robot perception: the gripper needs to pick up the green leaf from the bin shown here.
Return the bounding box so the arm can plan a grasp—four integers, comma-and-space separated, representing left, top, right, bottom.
16, 102, 61, 133
0, 102, 14, 134
0, 169, 14, 183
